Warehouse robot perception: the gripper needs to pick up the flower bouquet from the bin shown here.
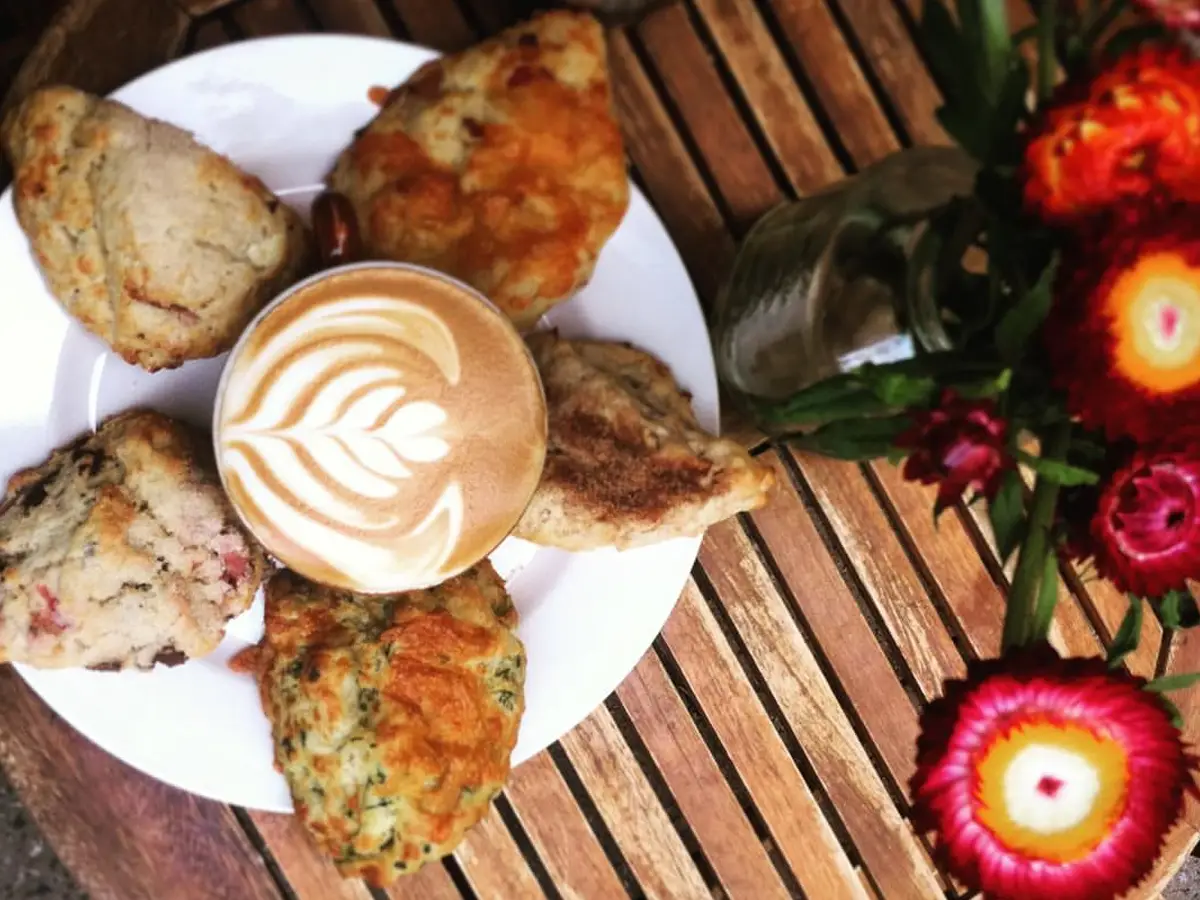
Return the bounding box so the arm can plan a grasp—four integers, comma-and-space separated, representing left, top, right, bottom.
768, 1, 1200, 897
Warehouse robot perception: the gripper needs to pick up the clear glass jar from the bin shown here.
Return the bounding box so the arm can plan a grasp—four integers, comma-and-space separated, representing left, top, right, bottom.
711, 146, 980, 433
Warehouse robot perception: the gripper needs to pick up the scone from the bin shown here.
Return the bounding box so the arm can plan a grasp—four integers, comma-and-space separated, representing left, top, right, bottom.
328, 10, 629, 330
514, 332, 775, 549
0, 410, 267, 670
2, 85, 313, 371
233, 563, 524, 885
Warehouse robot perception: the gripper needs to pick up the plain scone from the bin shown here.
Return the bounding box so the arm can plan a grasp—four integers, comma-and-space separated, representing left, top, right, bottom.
328, 10, 629, 330
0, 410, 267, 670
514, 332, 775, 550
2, 85, 312, 371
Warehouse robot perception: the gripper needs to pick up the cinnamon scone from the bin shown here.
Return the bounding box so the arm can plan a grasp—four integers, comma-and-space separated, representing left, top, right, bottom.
0, 410, 267, 670
233, 563, 523, 885
328, 10, 629, 330
1, 85, 313, 371
514, 332, 774, 550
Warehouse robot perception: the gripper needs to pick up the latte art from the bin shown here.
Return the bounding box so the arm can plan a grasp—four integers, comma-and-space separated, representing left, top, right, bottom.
215, 265, 547, 593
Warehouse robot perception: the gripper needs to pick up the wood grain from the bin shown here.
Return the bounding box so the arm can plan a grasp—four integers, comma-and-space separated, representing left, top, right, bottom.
231, 0, 312, 36
304, 0, 391, 37
388, 0, 476, 51
453, 805, 546, 899
0, 670, 282, 900
616, 650, 794, 899
663, 580, 870, 900
384, 862, 465, 900
748, 452, 923, 791
560, 707, 712, 898
502, 753, 628, 900
699, 520, 945, 898
247, 812, 374, 900
787, 450, 967, 697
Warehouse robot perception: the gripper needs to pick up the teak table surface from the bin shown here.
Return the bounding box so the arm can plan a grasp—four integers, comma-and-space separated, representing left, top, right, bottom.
2, 1, 1198, 898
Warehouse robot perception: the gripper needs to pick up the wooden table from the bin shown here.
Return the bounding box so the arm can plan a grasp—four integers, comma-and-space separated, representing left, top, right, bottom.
3, 1, 1200, 898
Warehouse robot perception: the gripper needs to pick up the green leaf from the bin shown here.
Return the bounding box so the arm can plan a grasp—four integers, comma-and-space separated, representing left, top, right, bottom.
995, 254, 1059, 363
988, 60, 1031, 165
936, 104, 989, 162
861, 371, 938, 408
1014, 451, 1099, 486
921, 1, 973, 107
754, 387, 890, 429
1099, 22, 1169, 61
1158, 589, 1200, 629
989, 469, 1025, 563
1107, 596, 1143, 669
787, 415, 913, 462
953, 368, 1011, 400
1145, 672, 1200, 693
1030, 546, 1060, 639
977, 0, 1012, 99
1159, 695, 1185, 729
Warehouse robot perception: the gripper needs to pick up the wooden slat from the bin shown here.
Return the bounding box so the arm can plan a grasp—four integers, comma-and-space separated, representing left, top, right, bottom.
787, 450, 966, 697
699, 520, 944, 898
0, 670, 281, 900
384, 863, 465, 900
760, 0, 897, 165
231, 0, 312, 36
606, 29, 736, 303
690, 0, 841, 194
616, 651, 794, 899
663, 581, 869, 899
189, 16, 232, 51
814, 0, 946, 146
559, 707, 712, 898
453, 806, 546, 900
304, 0, 390, 37
502, 753, 628, 900
248, 812, 374, 900
634, 4, 781, 228
748, 452, 922, 790
388, 0, 476, 51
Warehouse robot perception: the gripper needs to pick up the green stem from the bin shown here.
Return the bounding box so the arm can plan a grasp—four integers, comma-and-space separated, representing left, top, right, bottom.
1037, 0, 1058, 104
1001, 422, 1071, 650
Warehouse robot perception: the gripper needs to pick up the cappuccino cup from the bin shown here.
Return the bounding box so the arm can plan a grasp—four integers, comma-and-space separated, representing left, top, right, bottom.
213, 262, 547, 593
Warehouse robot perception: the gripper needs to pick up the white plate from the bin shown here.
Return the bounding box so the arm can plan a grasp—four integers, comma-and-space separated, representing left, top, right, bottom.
0, 35, 716, 812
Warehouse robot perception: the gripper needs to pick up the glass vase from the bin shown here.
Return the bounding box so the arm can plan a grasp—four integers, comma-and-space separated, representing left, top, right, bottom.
711, 146, 980, 436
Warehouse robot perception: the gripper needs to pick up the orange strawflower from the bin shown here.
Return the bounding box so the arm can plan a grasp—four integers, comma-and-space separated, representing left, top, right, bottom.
1024, 46, 1200, 223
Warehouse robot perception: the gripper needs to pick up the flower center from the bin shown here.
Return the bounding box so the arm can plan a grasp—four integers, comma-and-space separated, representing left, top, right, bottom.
1112, 462, 1200, 557
1107, 251, 1200, 393
976, 720, 1129, 863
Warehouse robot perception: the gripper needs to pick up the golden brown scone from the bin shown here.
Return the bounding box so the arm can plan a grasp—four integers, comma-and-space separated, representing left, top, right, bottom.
327, 11, 629, 330
1, 85, 312, 371
0, 410, 267, 670
514, 332, 774, 549
232, 562, 524, 885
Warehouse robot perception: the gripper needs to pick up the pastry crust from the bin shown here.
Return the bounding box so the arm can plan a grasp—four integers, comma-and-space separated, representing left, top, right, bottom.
328, 10, 629, 330
2, 85, 312, 371
233, 563, 524, 885
514, 332, 775, 549
0, 410, 267, 670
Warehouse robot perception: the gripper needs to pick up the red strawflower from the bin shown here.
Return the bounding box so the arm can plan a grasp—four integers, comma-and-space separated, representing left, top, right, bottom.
895, 390, 1012, 513
1088, 445, 1200, 596
1134, 0, 1200, 29
1023, 46, 1200, 222
1046, 205, 1200, 442
912, 648, 1199, 900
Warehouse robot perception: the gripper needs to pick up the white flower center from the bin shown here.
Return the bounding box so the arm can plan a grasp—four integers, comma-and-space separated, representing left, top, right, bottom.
1002, 744, 1100, 834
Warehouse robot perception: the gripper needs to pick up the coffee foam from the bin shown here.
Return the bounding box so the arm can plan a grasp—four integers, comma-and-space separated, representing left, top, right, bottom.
214, 265, 547, 593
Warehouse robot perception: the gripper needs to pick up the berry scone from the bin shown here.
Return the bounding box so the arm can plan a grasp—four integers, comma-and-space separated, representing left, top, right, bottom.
0, 409, 267, 670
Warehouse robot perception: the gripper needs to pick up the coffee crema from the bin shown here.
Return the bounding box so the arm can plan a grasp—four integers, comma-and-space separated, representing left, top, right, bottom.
214, 264, 547, 593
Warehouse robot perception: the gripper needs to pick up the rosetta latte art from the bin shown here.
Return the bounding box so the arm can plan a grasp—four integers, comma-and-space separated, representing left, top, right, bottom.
219, 296, 468, 590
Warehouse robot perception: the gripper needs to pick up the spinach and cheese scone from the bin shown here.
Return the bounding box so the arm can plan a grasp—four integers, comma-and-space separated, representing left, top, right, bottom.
234, 562, 525, 884
328, 10, 629, 330
0, 410, 266, 670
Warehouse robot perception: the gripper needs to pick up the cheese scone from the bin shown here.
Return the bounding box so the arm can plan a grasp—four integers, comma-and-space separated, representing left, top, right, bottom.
2, 86, 312, 371
0, 410, 266, 670
233, 563, 524, 885
328, 10, 629, 330
514, 332, 775, 550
